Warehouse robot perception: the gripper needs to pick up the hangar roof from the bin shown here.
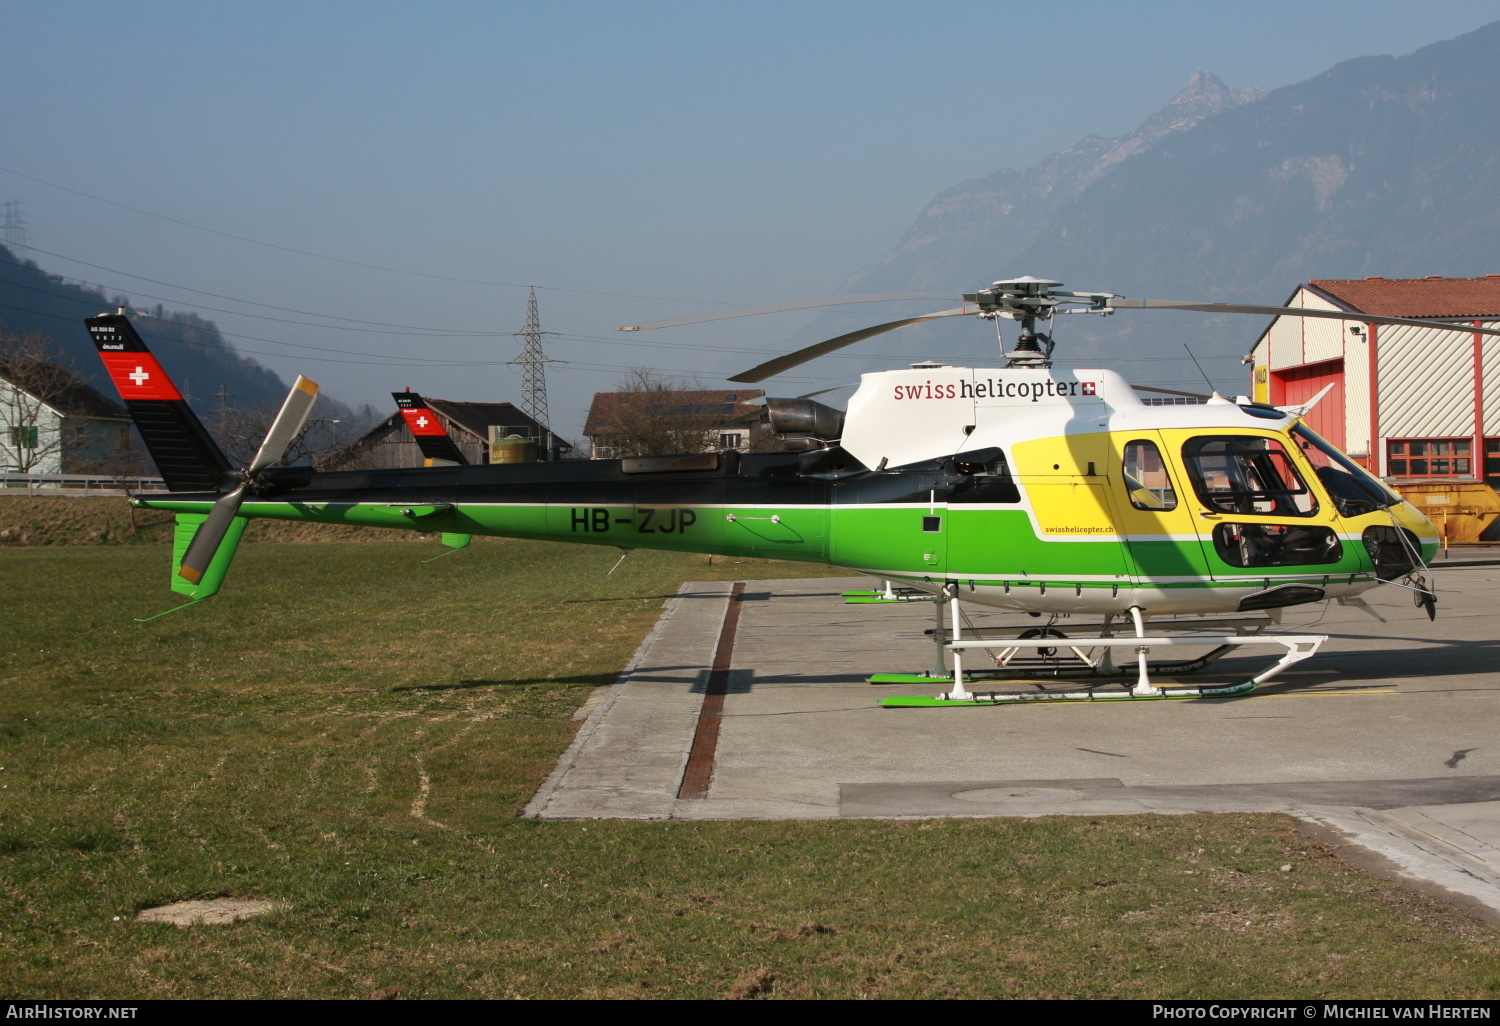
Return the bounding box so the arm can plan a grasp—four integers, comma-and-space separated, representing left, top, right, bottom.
1310, 276, 1500, 318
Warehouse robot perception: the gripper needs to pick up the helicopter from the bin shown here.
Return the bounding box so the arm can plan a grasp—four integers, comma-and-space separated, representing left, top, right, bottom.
86, 276, 1498, 706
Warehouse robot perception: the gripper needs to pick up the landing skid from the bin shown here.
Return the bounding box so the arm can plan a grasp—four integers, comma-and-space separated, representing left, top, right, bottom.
869, 646, 1238, 683
874, 588, 1326, 709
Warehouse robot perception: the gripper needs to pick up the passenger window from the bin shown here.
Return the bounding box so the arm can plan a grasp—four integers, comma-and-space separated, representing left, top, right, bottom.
1122, 440, 1177, 511
1212, 523, 1342, 567
1182, 436, 1318, 517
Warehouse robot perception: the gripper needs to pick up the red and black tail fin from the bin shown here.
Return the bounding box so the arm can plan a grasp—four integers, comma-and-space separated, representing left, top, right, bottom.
393, 391, 469, 466
86, 313, 234, 492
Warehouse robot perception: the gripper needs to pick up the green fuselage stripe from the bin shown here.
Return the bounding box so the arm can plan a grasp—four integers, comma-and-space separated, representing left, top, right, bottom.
138, 497, 1396, 587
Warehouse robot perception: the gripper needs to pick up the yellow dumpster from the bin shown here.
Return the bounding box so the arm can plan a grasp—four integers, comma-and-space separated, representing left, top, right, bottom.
1389, 478, 1500, 544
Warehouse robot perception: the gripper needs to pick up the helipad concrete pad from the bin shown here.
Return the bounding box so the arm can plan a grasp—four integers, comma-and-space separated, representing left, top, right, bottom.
527, 565, 1500, 919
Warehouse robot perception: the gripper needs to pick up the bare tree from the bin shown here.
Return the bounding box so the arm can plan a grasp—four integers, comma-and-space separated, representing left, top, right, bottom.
0, 330, 93, 474
214, 401, 368, 470
745, 421, 792, 453
591, 369, 736, 458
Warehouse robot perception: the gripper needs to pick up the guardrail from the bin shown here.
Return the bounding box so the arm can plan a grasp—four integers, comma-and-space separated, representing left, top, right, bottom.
1, 472, 166, 495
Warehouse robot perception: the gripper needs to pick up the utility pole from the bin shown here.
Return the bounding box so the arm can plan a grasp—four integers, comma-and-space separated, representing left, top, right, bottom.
1, 200, 31, 251
511, 286, 556, 460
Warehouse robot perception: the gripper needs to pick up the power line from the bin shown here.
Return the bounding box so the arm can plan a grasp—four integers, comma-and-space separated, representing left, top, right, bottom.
20, 245, 498, 334
0, 164, 742, 307
0, 299, 499, 367
0, 280, 500, 364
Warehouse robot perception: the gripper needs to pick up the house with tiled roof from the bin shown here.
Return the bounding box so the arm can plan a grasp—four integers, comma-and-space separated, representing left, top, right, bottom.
1248, 276, 1500, 485
583, 388, 765, 459
327, 396, 571, 469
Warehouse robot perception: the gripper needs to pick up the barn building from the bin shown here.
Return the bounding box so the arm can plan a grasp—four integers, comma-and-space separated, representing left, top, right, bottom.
1248, 276, 1500, 488
328, 397, 569, 469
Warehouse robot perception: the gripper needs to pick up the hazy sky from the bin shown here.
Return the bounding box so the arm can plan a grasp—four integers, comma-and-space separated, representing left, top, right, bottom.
3, 0, 1499, 436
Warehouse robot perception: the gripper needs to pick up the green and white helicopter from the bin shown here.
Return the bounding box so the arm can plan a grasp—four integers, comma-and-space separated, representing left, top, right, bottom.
89, 277, 1489, 707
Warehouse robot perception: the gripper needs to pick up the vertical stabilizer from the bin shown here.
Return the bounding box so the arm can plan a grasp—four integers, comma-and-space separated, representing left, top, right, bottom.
87, 314, 233, 492
393, 391, 469, 466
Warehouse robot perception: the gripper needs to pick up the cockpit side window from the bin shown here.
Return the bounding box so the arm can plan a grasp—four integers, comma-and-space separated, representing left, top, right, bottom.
1122, 439, 1177, 511
1182, 436, 1318, 517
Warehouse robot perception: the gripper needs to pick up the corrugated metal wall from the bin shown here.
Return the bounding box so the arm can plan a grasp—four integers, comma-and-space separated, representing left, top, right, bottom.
1255, 292, 1500, 461
1262, 290, 1345, 367
1378, 324, 1473, 439
1344, 332, 1372, 458
1255, 288, 1373, 455
1480, 322, 1500, 436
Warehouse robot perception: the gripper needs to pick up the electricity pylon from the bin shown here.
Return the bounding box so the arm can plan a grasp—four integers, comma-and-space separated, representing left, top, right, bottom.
511, 287, 555, 458
1, 200, 31, 251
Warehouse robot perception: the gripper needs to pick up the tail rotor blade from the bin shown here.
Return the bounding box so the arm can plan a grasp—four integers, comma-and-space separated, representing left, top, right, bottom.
728, 306, 976, 383
248, 376, 320, 474
178, 375, 318, 586
178, 483, 249, 584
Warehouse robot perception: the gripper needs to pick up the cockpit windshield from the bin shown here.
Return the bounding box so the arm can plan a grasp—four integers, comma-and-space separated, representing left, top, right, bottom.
1291, 425, 1400, 516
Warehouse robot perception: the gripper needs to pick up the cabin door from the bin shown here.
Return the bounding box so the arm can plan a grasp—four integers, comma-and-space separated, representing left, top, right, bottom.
1109, 432, 1209, 585
1176, 433, 1344, 583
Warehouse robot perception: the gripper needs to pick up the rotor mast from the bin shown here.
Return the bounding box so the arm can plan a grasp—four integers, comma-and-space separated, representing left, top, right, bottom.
964, 277, 1067, 368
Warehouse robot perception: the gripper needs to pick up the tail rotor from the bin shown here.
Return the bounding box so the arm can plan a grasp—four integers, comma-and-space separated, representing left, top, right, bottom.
177, 376, 319, 584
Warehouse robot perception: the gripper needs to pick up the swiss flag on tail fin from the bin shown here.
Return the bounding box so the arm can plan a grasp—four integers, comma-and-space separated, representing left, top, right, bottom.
84, 313, 233, 492
392, 392, 468, 465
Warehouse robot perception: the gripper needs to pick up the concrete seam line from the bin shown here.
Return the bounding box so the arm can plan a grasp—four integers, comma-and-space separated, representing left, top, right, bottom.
677, 581, 747, 801
521, 582, 693, 819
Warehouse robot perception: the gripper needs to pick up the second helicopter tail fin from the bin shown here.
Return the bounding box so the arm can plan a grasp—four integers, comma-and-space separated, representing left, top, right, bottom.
393, 391, 469, 466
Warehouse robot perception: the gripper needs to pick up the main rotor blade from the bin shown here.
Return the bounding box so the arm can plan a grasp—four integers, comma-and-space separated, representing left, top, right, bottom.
1133, 385, 1212, 399
248, 376, 320, 474
178, 482, 248, 585
618, 293, 962, 332
728, 306, 976, 383
797, 384, 855, 399
1111, 299, 1500, 338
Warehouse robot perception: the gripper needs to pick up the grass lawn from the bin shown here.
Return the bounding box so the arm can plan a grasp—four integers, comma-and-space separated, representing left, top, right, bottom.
1, 538, 1497, 999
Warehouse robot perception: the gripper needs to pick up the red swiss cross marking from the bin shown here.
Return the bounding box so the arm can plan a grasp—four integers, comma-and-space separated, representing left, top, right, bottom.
1081, 381, 1097, 396
401, 408, 446, 436
99, 352, 181, 401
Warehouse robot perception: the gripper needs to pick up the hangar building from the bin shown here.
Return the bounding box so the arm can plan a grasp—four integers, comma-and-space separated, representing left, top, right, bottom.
1248, 276, 1500, 488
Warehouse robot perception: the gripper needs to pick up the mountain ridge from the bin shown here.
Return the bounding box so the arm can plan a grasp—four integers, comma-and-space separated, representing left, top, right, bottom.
802, 20, 1500, 390
840, 70, 1265, 296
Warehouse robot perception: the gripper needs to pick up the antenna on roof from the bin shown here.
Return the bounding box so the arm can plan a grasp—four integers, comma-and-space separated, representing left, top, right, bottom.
1184, 344, 1216, 394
